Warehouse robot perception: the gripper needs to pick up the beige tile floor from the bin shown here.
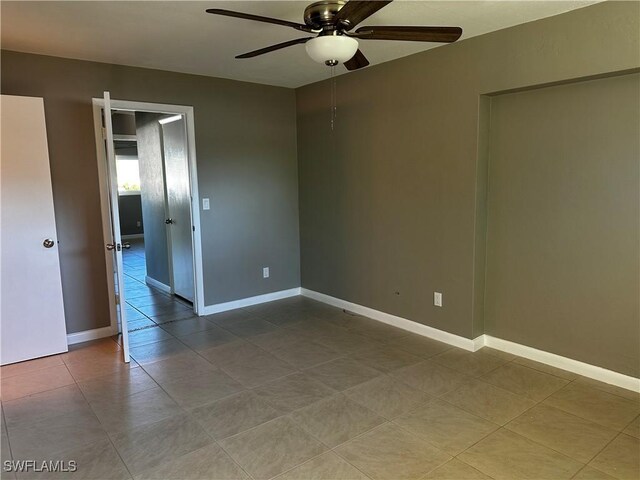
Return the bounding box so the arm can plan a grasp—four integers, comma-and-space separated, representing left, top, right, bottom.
1, 297, 639, 479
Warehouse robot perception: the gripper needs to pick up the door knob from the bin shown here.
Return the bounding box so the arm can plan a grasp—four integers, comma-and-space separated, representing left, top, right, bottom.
165, 218, 174, 225
106, 243, 116, 251
43, 238, 55, 248
122, 242, 131, 249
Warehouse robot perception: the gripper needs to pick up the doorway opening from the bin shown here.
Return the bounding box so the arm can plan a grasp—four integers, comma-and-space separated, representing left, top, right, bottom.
93, 97, 204, 362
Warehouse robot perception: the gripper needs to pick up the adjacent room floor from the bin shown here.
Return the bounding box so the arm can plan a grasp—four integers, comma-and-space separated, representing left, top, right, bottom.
121, 238, 194, 333
1, 296, 639, 479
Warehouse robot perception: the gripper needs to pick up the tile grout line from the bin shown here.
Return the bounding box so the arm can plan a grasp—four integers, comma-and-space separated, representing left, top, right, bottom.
146, 404, 258, 480
381, 356, 604, 476
618, 413, 640, 436
254, 373, 459, 478
212, 437, 258, 480
0, 357, 66, 381
5, 345, 135, 475
1, 362, 77, 403
269, 447, 374, 480
328, 420, 433, 480
387, 398, 501, 456
446, 375, 617, 476
541, 376, 640, 428
1, 405, 16, 468
530, 376, 627, 468
73, 376, 136, 480
576, 430, 632, 476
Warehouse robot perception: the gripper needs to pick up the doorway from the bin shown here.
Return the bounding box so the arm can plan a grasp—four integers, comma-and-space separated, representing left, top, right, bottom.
93, 97, 204, 362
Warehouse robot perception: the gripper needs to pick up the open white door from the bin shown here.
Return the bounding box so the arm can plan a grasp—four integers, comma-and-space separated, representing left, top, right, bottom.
1, 95, 68, 364
101, 92, 130, 362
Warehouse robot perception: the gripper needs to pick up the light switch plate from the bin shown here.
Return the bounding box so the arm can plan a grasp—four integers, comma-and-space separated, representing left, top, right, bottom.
202, 198, 210, 210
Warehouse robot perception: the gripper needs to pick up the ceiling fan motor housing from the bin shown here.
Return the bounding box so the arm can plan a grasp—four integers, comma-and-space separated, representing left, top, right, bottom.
303, 1, 346, 29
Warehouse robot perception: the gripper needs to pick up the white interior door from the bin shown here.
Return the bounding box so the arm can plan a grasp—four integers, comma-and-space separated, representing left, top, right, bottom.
0, 95, 68, 365
102, 92, 130, 362
161, 116, 195, 301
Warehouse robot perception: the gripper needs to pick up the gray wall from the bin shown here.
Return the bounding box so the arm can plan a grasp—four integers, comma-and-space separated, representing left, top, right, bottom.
484, 73, 640, 377
118, 194, 143, 236
296, 1, 639, 373
112, 112, 136, 135
0, 51, 300, 333
136, 112, 171, 286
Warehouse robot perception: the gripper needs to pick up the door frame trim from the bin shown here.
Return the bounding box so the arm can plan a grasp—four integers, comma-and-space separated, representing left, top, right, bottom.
92, 98, 205, 335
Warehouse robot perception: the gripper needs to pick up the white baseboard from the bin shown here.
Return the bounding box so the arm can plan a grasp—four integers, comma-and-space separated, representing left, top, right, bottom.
145, 276, 172, 294
300, 289, 639, 392
122, 234, 144, 240
67, 326, 115, 345
300, 288, 483, 352
201, 288, 301, 316
484, 335, 640, 393
473, 335, 486, 351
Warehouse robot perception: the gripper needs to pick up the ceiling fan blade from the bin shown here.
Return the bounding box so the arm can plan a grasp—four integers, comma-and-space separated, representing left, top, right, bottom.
334, 0, 393, 30
353, 26, 463, 42
344, 49, 370, 71
236, 37, 314, 59
206, 8, 314, 33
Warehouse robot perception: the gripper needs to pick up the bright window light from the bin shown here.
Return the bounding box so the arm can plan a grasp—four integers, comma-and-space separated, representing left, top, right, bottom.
116, 155, 141, 194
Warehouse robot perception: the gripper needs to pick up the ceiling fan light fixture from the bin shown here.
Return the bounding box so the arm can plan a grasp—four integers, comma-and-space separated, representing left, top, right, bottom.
305, 35, 358, 66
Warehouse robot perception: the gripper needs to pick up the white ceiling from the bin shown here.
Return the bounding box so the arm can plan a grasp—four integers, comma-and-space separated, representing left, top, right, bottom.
1, 1, 598, 88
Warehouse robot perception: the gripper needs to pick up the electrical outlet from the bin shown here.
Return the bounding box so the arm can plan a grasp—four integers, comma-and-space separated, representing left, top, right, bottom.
136, 221, 141, 227
434, 292, 443, 307
263, 267, 270, 278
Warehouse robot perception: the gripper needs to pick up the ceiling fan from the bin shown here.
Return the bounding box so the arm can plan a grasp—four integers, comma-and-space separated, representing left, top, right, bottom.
206, 1, 463, 70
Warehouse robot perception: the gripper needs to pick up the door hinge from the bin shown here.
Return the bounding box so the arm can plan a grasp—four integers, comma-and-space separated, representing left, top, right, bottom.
115, 293, 120, 305
192, 225, 195, 232
101, 127, 107, 140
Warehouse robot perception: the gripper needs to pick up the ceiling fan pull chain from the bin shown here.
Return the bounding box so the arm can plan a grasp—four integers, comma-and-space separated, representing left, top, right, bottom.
330, 65, 337, 131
